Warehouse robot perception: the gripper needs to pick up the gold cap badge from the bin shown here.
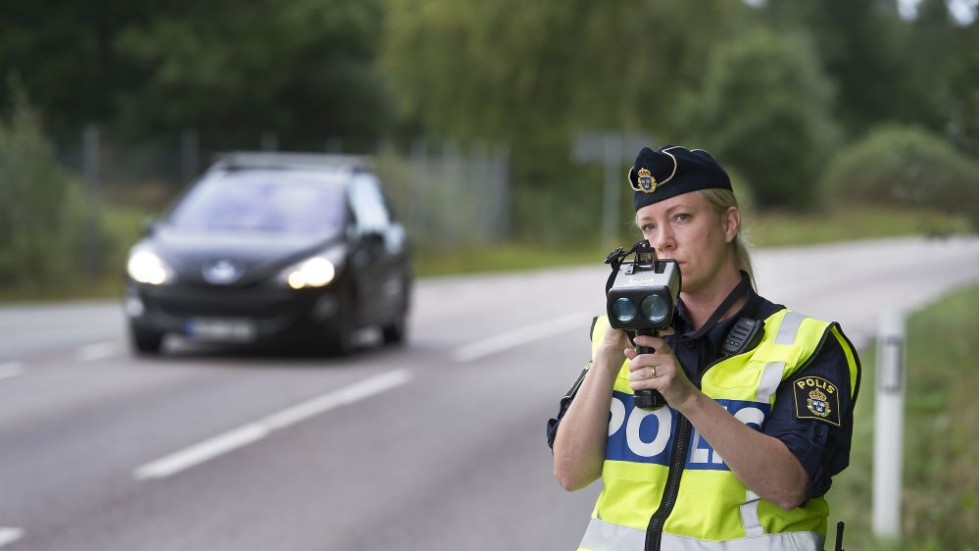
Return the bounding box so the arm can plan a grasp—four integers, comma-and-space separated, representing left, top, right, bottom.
637, 167, 657, 193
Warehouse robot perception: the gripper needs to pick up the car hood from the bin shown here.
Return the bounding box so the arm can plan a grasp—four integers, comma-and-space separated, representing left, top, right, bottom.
143, 228, 345, 286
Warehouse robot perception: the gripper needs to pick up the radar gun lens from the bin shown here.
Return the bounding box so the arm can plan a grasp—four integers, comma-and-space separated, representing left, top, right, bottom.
641, 294, 670, 325
612, 297, 638, 324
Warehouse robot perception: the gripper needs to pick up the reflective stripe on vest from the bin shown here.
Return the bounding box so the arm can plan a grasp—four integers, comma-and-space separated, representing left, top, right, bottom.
579, 518, 824, 551
584, 308, 858, 550
740, 310, 805, 537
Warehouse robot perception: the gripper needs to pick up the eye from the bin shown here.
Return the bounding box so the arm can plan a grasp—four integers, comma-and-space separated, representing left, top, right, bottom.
640, 223, 656, 233
673, 213, 691, 222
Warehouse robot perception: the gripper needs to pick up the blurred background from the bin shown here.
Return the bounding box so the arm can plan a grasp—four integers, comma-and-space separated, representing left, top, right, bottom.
0, 1, 977, 550
0, 0, 977, 295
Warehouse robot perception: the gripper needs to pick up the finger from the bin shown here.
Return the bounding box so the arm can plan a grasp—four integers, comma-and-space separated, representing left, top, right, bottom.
630, 377, 658, 391
627, 355, 657, 374
633, 334, 666, 348
632, 334, 654, 347
638, 336, 672, 356
628, 366, 657, 381
627, 356, 644, 373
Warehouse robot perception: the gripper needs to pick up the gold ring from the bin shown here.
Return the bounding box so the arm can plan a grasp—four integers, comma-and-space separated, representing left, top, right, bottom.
651, 367, 657, 378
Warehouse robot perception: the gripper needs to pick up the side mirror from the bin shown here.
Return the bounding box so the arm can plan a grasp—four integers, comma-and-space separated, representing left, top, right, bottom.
142, 217, 158, 237
364, 231, 385, 246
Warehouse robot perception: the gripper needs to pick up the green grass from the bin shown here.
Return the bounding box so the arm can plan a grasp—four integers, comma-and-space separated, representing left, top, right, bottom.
826, 284, 979, 550
413, 204, 972, 277
744, 205, 972, 248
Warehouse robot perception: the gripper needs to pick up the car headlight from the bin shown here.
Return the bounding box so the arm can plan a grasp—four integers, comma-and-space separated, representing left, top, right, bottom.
280, 257, 336, 289
127, 250, 174, 285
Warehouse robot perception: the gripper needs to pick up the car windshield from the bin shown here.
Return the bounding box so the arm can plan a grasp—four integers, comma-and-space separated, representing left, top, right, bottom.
166, 171, 347, 235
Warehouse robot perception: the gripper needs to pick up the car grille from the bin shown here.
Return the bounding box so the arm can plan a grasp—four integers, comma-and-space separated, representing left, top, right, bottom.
145, 284, 317, 320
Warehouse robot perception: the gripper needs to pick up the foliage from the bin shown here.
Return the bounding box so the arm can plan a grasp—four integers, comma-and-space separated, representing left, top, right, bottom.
382, 0, 748, 239
0, 0, 151, 137
757, 0, 906, 138
383, 0, 744, 141
0, 80, 109, 289
113, 0, 391, 149
827, 284, 978, 550
821, 124, 979, 227
0, 0, 975, 277
0, 0, 393, 149
757, 0, 978, 155
899, 0, 979, 154
692, 27, 840, 210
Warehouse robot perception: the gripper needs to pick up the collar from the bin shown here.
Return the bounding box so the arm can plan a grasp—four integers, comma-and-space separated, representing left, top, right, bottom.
675, 271, 757, 343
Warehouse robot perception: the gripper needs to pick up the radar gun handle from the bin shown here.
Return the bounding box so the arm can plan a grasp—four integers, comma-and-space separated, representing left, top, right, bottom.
633, 328, 666, 410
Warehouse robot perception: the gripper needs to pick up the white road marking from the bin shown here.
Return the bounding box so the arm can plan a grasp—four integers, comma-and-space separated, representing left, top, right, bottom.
0, 528, 23, 547
0, 362, 23, 381
75, 341, 118, 362
134, 369, 413, 480
453, 312, 589, 362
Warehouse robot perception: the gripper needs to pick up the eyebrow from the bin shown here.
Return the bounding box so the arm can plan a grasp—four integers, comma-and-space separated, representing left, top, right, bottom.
636, 202, 693, 222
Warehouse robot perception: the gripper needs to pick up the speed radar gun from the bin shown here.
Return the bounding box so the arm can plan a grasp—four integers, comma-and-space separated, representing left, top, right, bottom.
605, 240, 681, 410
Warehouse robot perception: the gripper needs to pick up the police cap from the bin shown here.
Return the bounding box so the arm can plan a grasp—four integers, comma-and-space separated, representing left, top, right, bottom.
628, 145, 732, 211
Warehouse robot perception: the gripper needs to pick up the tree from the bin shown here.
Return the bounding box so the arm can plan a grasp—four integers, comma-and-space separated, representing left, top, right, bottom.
382, 0, 747, 239
0, 0, 154, 137
756, 0, 978, 155
692, 28, 840, 210
900, 0, 978, 154
0, 0, 394, 150
116, 0, 392, 149
755, 0, 906, 140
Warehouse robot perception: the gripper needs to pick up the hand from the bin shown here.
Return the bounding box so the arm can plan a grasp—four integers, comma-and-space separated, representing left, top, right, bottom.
593, 317, 630, 359
625, 330, 698, 408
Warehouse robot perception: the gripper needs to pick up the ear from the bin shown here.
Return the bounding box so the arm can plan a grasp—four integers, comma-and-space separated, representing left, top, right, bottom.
722, 206, 740, 243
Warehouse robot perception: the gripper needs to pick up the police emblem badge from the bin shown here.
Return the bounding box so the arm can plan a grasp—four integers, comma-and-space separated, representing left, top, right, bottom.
807, 389, 831, 418
637, 167, 657, 193
793, 376, 841, 426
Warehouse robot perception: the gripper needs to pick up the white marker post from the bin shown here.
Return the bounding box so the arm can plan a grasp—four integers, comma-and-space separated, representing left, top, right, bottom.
872, 310, 905, 538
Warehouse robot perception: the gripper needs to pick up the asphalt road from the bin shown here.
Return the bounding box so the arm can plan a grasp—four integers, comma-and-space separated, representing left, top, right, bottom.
0, 236, 975, 551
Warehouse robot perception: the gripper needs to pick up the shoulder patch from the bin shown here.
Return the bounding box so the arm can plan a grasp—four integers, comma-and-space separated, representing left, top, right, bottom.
792, 376, 841, 427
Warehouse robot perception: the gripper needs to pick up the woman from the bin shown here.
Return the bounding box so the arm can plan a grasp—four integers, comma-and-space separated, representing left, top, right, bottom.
547, 145, 861, 551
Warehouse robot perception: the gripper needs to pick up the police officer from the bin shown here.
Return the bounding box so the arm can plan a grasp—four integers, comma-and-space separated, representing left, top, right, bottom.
547, 145, 861, 551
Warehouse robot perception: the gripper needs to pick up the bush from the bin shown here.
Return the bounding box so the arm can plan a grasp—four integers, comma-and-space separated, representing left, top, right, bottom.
821, 124, 978, 228
0, 79, 110, 290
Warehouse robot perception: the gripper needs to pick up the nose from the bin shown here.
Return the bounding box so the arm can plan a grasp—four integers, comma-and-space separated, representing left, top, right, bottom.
650, 227, 676, 255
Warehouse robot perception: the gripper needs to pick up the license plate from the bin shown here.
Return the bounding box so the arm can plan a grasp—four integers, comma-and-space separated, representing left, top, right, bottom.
186, 318, 257, 342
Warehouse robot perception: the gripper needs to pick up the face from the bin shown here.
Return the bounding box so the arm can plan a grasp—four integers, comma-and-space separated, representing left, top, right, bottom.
634, 191, 740, 295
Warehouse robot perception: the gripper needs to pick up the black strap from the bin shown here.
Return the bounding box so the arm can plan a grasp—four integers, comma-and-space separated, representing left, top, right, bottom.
604, 245, 628, 295
677, 273, 751, 342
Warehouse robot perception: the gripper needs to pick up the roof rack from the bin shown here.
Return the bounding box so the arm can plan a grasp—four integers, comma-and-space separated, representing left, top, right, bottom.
211, 151, 370, 172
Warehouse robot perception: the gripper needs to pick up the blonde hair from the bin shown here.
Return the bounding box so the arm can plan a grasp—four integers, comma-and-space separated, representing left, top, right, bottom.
699, 188, 756, 290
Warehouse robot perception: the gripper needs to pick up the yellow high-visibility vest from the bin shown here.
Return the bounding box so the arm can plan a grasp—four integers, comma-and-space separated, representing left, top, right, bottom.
579, 309, 860, 551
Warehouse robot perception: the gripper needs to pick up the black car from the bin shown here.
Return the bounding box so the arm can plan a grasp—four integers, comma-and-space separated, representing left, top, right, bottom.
123, 152, 412, 356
